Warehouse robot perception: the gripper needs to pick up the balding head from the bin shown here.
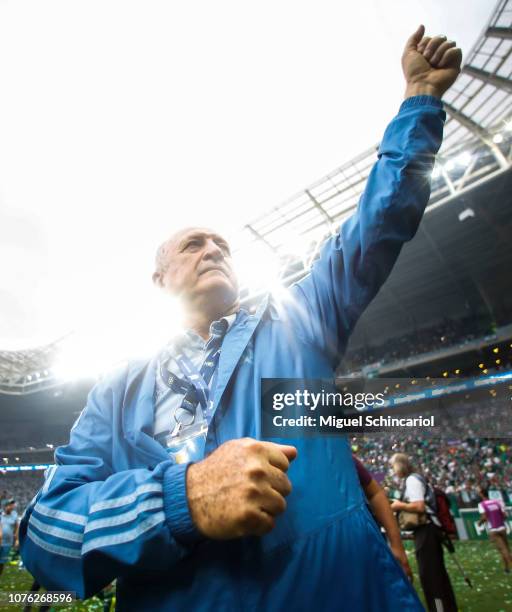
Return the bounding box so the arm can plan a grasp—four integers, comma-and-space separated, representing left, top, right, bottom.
152, 227, 239, 320
153, 227, 203, 280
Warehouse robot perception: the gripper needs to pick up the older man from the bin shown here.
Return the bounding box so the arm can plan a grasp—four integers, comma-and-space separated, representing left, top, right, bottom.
20, 27, 461, 611
390, 453, 457, 612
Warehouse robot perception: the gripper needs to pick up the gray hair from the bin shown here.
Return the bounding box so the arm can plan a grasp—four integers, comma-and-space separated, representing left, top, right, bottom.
390, 453, 413, 474
154, 239, 172, 278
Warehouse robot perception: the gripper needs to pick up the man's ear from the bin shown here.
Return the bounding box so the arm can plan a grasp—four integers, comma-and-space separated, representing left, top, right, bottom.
152, 271, 163, 287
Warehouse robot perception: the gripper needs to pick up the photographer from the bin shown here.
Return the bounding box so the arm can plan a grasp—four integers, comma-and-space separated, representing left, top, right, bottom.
390, 453, 457, 612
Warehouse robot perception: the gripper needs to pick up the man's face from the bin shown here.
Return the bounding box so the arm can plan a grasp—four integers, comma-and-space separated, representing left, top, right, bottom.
5, 502, 15, 513
391, 462, 404, 478
154, 227, 239, 307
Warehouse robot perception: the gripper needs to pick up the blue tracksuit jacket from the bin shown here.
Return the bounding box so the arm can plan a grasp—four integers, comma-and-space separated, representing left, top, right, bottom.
19, 95, 445, 611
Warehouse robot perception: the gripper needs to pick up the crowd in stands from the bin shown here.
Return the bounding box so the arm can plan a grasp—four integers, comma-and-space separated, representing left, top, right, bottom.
0, 432, 69, 452
343, 316, 494, 370
0, 472, 44, 513
2, 380, 512, 516
352, 392, 512, 508
1, 450, 55, 465
353, 433, 512, 508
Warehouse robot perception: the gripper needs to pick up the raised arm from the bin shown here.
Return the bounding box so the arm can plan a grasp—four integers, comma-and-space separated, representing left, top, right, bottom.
19, 375, 202, 600
288, 27, 461, 363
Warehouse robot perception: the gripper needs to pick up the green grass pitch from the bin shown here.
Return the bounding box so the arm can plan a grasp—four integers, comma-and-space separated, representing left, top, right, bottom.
0, 541, 511, 611
404, 540, 512, 611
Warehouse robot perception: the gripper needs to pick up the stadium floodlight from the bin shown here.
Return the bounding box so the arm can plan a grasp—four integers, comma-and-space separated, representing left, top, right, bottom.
234, 243, 280, 294
431, 165, 443, 179
269, 281, 296, 305
444, 159, 455, 172
506, 120, 512, 132
454, 151, 472, 167
51, 292, 186, 383
458, 208, 475, 222
492, 133, 504, 144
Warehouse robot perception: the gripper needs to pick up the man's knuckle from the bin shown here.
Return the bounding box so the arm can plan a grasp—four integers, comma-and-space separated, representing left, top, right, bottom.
249, 440, 264, 453
240, 439, 260, 454
247, 464, 266, 480
244, 484, 260, 500
240, 508, 259, 527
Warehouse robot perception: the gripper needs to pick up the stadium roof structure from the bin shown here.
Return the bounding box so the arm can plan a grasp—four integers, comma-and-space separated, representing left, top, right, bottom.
1, 0, 512, 395
342, 167, 512, 350
0, 340, 64, 395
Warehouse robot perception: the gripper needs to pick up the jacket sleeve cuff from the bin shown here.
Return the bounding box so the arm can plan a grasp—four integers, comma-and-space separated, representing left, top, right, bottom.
162, 462, 204, 545
399, 95, 443, 112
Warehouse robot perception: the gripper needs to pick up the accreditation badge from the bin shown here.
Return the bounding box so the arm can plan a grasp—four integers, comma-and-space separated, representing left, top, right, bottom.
162, 421, 208, 464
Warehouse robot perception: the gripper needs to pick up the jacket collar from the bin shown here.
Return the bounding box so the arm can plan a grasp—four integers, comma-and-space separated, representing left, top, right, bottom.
211, 295, 268, 411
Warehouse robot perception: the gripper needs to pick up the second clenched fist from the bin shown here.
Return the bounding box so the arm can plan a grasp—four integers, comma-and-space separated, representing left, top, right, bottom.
186, 437, 297, 539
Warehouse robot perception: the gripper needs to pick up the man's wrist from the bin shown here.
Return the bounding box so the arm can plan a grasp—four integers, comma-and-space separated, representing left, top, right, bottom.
404, 83, 442, 100
162, 461, 205, 545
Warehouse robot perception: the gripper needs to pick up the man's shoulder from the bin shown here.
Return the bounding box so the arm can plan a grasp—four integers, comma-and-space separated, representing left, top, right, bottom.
406, 473, 424, 485
404, 473, 426, 496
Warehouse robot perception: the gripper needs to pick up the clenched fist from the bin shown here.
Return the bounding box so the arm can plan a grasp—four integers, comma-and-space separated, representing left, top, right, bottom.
403, 25, 462, 100
186, 437, 297, 539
